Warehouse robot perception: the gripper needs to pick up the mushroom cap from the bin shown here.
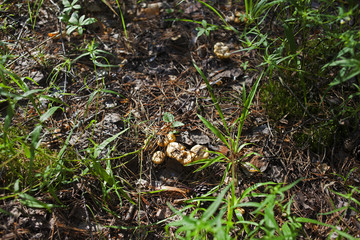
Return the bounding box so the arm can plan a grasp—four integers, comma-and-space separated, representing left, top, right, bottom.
166, 132, 176, 143
165, 142, 186, 160
180, 150, 195, 165
152, 151, 166, 164
157, 136, 169, 147
214, 42, 231, 59
157, 132, 176, 147
190, 145, 209, 161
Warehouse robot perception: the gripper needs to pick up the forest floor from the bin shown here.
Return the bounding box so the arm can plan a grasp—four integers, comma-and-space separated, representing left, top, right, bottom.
0, 0, 359, 239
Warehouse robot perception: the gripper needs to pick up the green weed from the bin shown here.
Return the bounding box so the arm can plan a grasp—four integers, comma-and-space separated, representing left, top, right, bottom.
72, 38, 119, 68
163, 112, 184, 129
189, 62, 264, 184
27, 0, 44, 29
243, 0, 284, 26
167, 179, 303, 239
250, 0, 360, 149
296, 180, 360, 240
195, 20, 218, 38
59, 0, 97, 36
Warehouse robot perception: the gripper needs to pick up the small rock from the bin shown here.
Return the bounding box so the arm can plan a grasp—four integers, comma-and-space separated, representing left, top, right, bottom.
190, 130, 210, 145
178, 131, 193, 146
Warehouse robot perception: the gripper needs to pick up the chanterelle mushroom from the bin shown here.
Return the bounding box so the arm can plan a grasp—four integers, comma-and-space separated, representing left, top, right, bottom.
190, 145, 209, 161
157, 132, 176, 147
165, 142, 186, 161
214, 42, 231, 59
180, 150, 194, 165
152, 151, 166, 165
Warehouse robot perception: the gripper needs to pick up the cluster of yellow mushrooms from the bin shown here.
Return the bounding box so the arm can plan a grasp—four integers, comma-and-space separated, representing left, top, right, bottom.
214, 42, 231, 59
152, 133, 209, 165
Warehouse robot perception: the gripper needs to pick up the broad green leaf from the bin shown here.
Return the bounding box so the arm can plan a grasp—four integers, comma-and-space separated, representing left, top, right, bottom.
40, 106, 62, 123
14, 179, 20, 192
163, 112, 174, 123
18, 193, 60, 211
197, 28, 205, 38
77, 27, 83, 35
59, 14, 70, 23
281, 223, 294, 239
264, 206, 279, 231
78, 15, 85, 24
62, 0, 70, 6
94, 128, 129, 158
172, 121, 184, 128
66, 25, 77, 35
82, 17, 97, 26
68, 11, 79, 25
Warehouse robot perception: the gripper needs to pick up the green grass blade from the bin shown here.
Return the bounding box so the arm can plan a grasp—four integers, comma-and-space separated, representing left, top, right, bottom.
18, 193, 60, 211
202, 183, 232, 221
197, 114, 229, 148
191, 155, 228, 172
4, 101, 14, 133
194, 62, 229, 134
39, 107, 62, 123
195, 0, 229, 27
283, 23, 297, 54
235, 70, 264, 150
239, 181, 276, 200
278, 178, 303, 192
28, 124, 42, 184
296, 217, 355, 240
94, 128, 129, 158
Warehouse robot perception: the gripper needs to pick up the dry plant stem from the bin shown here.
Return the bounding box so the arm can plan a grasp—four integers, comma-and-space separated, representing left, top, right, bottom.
138, 147, 144, 238
57, 18, 68, 124
81, 183, 94, 240
231, 152, 237, 187
9, 20, 25, 55
6, 35, 60, 68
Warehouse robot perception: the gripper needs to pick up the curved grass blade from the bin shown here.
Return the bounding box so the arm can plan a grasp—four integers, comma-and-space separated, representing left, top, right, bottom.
235, 69, 264, 148
194, 62, 229, 134
197, 114, 229, 149
296, 217, 355, 240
